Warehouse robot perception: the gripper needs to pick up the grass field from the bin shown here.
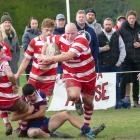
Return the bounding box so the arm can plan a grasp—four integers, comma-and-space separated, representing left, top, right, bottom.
0, 108, 140, 140
1, 76, 139, 140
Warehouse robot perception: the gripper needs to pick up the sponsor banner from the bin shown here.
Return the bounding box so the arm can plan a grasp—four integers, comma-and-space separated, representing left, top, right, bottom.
48, 73, 116, 111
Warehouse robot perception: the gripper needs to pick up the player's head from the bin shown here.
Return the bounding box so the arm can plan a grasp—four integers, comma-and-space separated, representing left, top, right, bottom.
65, 23, 78, 42
41, 18, 55, 36
22, 84, 37, 102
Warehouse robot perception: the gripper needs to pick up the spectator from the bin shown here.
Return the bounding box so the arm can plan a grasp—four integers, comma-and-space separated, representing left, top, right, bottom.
54, 14, 66, 35
75, 9, 99, 65
54, 13, 66, 74
119, 10, 140, 108
97, 17, 126, 109
22, 17, 40, 80
114, 16, 126, 31
0, 12, 20, 75
85, 8, 102, 35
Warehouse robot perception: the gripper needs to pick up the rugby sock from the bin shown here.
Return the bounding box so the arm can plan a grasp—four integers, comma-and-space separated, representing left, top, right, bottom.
83, 105, 93, 126
1, 112, 9, 124
81, 125, 91, 134
19, 121, 28, 131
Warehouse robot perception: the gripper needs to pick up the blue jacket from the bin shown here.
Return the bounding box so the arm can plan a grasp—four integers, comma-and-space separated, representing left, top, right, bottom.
22, 27, 40, 51
75, 22, 99, 64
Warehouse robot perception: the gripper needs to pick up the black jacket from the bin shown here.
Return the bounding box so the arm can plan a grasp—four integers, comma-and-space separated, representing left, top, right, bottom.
119, 21, 140, 62
98, 31, 120, 65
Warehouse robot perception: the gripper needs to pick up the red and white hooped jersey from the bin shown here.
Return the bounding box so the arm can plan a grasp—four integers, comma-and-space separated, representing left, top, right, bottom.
47, 34, 96, 82
1, 41, 12, 61
0, 60, 19, 107
25, 36, 57, 83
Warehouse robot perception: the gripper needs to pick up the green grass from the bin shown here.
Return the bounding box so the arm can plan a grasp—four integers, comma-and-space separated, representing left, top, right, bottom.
0, 108, 140, 140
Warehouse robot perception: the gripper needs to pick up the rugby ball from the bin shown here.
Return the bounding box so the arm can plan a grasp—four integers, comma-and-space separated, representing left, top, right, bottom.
45, 43, 60, 57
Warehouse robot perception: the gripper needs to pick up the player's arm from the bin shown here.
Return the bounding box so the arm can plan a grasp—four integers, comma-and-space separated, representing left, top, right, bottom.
4, 64, 16, 85
10, 105, 34, 121
40, 51, 76, 64
22, 104, 46, 121
15, 57, 30, 79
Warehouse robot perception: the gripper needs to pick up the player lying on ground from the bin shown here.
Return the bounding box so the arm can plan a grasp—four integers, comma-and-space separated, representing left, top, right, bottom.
14, 84, 105, 139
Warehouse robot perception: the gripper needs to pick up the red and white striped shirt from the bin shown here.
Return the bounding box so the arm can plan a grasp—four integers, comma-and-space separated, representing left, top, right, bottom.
0, 60, 19, 107
1, 41, 12, 61
25, 36, 57, 83
47, 34, 96, 82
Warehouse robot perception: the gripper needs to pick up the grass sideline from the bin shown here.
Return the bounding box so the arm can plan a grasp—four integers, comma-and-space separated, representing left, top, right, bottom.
0, 108, 140, 140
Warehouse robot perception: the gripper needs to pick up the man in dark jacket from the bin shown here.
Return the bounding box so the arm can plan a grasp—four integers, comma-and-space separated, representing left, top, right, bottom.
54, 14, 66, 74
119, 10, 140, 108
75, 10, 99, 65
98, 17, 126, 109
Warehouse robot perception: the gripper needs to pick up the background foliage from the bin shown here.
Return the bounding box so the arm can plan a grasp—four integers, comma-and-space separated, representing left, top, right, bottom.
0, 0, 140, 41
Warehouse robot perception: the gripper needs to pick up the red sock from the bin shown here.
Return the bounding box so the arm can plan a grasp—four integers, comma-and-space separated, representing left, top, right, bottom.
83, 105, 93, 126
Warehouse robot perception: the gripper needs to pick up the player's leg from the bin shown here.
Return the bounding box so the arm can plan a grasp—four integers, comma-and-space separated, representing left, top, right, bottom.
65, 79, 83, 115
82, 93, 94, 126
27, 128, 50, 138
48, 111, 96, 139
81, 78, 96, 126
1, 111, 13, 135
48, 111, 82, 132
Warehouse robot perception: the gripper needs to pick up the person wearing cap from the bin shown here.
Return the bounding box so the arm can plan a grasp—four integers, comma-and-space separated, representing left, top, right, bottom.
0, 12, 20, 75
54, 14, 66, 35
85, 8, 102, 35
54, 14, 66, 74
0, 12, 20, 136
114, 16, 126, 31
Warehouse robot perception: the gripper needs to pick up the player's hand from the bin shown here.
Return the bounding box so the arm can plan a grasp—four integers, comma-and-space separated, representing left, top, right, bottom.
37, 54, 45, 64
38, 54, 52, 64
14, 73, 19, 80
12, 85, 18, 93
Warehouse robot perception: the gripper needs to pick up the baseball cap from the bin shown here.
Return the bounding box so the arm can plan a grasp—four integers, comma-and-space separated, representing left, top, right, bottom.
56, 14, 65, 20
117, 16, 126, 21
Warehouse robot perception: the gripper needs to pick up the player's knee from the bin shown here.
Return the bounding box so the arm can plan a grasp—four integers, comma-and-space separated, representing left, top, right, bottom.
27, 128, 40, 138
83, 97, 93, 106
68, 95, 79, 101
62, 111, 70, 118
